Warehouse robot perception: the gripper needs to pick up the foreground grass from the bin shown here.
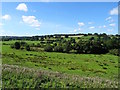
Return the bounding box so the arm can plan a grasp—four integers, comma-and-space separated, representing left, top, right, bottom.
2, 64, 118, 88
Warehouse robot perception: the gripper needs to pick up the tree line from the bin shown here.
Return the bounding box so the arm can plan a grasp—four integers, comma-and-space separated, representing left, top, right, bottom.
10, 34, 120, 55
44, 35, 119, 55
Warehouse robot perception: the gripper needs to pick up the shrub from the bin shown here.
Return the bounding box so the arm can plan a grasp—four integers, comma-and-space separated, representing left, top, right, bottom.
10, 44, 14, 48
109, 49, 119, 56
20, 42, 27, 46
63, 41, 72, 53
26, 45, 31, 51
44, 45, 53, 52
103, 67, 107, 70
53, 43, 57, 47
36, 43, 41, 47
54, 46, 63, 52
14, 42, 20, 49
65, 35, 68, 38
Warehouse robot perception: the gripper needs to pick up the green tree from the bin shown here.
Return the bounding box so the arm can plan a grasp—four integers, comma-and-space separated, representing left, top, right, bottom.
75, 40, 84, 53
70, 38, 76, 43
14, 42, 20, 49
44, 45, 53, 52
65, 35, 69, 38
63, 41, 72, 53
54, 46, 63, 52
26, 45, 30, 51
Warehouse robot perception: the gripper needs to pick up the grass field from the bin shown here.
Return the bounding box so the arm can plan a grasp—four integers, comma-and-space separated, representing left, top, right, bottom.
2, 40, 118, 88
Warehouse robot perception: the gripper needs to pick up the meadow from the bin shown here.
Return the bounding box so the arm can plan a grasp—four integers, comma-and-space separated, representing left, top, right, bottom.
2, 35, 119, 88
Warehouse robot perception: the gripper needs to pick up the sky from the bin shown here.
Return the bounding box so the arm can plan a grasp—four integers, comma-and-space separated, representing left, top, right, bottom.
0, 2, 118, 36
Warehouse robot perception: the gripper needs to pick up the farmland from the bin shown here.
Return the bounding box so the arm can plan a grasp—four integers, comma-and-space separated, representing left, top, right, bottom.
1, 34, 119, 88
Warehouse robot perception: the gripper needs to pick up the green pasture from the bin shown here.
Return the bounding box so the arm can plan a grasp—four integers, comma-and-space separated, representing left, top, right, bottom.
2, 40, 118, 88
2, 41, 118, 79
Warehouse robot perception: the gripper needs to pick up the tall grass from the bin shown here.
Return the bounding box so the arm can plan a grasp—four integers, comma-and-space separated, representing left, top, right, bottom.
2, 64, 118, 88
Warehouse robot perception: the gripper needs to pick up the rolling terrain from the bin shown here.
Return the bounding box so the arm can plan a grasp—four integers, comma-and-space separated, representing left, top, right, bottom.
2, 35, 119, 88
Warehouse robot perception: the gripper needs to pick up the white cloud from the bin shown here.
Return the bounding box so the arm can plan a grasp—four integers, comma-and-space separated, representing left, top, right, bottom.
105, 16, 114, 23
32, 10, 36, 12
78, 28, 81, 30
103, 25, 106, 28
22, 15, 41, 30
108, 19, 114, 23
88, 22, 93, 24
98, 25, 106, 28
70, 22, 84, 33
35, 28, 40, 30
109, 23, 116, 27
2, 14, 11, 20
110, 7, 118, 15
16, 3, 28, 12
106, 17, 112, 21
70, 29, 80, 33
89, 26, 95, 29
78, 22, 85, 27
107, 29, 113, 32
73, 29, 77, 32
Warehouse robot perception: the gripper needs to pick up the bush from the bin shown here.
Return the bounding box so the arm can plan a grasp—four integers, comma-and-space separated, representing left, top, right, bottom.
36, 43, 41, 47
63, 41, 72, 53
14, 42, 20, 49
65, 35, 68, 38
26, 45, 31, 51
44, 45, 53, 52
10, 44, 14, 48
109, 49, 119, 56
54, 46, 63, 52
20, 42, 27, 46
53, 43, 57, 47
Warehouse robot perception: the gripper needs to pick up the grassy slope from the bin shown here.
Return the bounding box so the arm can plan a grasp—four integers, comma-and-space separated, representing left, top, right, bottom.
2, 44, 118, 79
